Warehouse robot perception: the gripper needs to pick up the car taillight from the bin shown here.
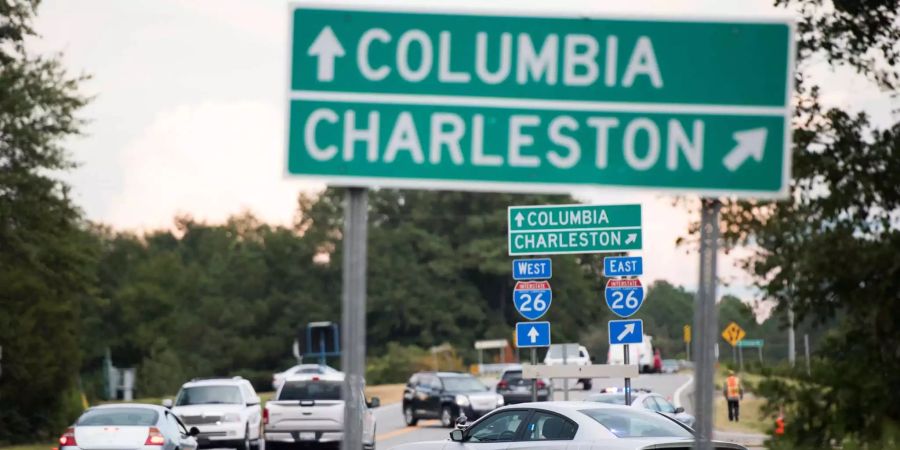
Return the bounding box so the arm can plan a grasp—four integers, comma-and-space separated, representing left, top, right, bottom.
263, 408, 269, 425
144, 427, 165, 446
497, 381, 508, 389
59, 428, 77, 447
536, 380, 546, 389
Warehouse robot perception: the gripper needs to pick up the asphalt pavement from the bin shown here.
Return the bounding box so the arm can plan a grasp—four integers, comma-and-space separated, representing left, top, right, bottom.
376, 372, 694, 449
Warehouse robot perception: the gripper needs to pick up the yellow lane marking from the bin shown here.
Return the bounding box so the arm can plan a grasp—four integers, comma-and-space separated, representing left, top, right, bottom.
376, 420, 442, 441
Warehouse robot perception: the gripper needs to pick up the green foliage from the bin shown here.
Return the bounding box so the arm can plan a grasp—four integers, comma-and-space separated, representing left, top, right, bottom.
365, 343, 430, 385
0, 0, 94, 443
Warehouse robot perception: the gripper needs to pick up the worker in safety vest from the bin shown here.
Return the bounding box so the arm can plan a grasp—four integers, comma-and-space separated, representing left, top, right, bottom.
723, 370, 743, 422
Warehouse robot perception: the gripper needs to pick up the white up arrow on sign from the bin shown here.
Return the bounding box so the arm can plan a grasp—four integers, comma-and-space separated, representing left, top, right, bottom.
723, 128, 768, 172
527, 326, 540, 343
514, 212, 525, 228
307, 26, 345, 82
617, 322, 636, 341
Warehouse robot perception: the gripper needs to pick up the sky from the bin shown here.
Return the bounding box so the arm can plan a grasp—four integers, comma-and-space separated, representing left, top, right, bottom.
31, 0, 897, 316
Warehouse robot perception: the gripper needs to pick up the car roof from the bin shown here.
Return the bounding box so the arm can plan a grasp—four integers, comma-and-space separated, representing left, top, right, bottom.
182, 378, 247, 387
416, 371, 473, 378
86, 403, 168, 413
285, 372, 345, 382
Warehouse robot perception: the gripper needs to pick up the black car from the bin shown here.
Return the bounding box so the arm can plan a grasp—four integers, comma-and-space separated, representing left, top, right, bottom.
495, 366, 551, 404
402, 372, 505, 428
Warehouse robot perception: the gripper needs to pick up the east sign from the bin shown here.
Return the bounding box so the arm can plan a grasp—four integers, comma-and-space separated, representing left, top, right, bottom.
287, 4, 794, 197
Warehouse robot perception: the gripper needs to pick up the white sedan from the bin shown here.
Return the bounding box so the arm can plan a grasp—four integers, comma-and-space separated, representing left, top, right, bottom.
60, 404, 199, 450
390, 401, 747, 450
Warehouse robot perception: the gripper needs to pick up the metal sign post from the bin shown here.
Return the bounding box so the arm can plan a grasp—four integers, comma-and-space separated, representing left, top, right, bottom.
624, 344, 632, 405
531, 348, 537, 402
693, 199, 721, 450
341, 187, 367, 450
562, 345, 569, 401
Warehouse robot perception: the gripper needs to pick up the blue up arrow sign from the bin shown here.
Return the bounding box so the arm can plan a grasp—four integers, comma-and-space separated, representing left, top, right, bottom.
516, 322, 551, 348
608, 319, 643, 345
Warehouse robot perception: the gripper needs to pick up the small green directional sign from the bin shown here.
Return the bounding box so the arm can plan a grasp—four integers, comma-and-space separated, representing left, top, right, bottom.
508, 204, 641, 255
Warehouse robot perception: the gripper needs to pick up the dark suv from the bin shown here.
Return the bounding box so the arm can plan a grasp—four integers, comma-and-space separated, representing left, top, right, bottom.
402, 372, 504, 428
495, 366, 551, 404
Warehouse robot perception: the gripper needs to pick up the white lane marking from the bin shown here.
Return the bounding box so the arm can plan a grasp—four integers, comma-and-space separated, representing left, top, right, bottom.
673, 375, 693, 408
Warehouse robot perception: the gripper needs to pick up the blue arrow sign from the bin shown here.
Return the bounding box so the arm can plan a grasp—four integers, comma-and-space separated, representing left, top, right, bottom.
512, 258, 552, 280
513, 280, 552, 320
604, 279, 645, 318
603, 256, 643, 277
608, 319, 644, 345
516, 322, 551, 348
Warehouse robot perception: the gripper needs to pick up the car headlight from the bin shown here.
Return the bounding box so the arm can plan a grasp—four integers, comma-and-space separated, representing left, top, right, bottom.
455, 395, 470, 407
221, 413, 242, 423
496, 395, 504, 406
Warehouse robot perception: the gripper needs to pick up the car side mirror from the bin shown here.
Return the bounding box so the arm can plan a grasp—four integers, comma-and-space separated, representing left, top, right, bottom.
189, 427, 200, 437
367, 397, 381, 408
675, 407, 685, 414
162, 399, 173, 409
449, 429, 464, 442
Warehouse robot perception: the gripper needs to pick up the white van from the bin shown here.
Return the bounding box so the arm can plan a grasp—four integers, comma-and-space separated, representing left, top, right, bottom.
607, 334, 655, 373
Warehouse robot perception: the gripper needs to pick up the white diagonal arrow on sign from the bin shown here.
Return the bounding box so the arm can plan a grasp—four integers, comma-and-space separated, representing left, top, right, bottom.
617, 323, 636, 341
307, 26, 345, 82
723, 128, 768, 172
527, 326, 540, 343
625, 233, 638, 244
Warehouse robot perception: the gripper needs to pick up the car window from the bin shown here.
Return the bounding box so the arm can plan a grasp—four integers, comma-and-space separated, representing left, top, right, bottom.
642, 397, 661, 411
408, 374, 419, 387
501, 370, 522, 381
417, 375, 432, 388
654, 396, 676, 414
175, 386, 243, 405
429, 376, 443, 390
77, 408, 159, 426
442, 376, 486, 392
579, 408, 693, 438
522, 411, 578, 441
279, 380, 342, 400
466, 410, 529, 442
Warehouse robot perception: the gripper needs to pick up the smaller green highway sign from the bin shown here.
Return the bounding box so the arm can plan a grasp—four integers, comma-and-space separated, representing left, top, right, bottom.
737, 339, 764, 348
508, 204, 641, 255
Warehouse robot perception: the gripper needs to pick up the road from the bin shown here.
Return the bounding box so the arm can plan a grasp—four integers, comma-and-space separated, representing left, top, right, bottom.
374, 372, 693, 449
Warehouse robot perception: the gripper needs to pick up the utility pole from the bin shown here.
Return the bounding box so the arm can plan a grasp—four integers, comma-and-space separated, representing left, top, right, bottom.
693, 199, 720, 450
804, 334, 811, 376
341, 188, 367, 450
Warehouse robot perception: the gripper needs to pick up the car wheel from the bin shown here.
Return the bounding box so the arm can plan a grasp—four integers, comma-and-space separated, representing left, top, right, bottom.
403, 405, 418, 426
583, 380, 592, 391
237, 425, 250, 450
440, 406, 454, 428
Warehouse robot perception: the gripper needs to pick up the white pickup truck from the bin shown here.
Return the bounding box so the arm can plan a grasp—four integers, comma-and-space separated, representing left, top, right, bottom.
543, 343, 593, 390
263, 373, 378, 450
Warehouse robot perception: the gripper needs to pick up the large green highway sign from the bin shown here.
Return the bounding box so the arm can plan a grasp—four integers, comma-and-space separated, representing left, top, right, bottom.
287, 4, 794, 198
508, 204, 641, 255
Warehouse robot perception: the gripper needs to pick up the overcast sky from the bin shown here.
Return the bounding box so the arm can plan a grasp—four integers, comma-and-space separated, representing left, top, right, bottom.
32, 0, 897, 315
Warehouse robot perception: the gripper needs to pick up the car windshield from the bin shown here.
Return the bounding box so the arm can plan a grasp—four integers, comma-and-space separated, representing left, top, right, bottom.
580, 408, 693, 438
279, 380, 342, 400
587, 393, 627, 405
77, 408, 158, 426
501, 370, 522, 381
441, 376, 486, 392
175, 386, 243, 405
545, 344, 580, 359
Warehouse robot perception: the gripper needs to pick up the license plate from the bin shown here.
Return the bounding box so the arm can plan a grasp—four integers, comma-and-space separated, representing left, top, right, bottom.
514, 386, 528, 392
299, 432, 316, 441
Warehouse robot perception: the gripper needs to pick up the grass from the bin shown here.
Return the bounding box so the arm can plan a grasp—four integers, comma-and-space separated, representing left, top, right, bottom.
714, 394, 770, 434
0, 444, 54, 450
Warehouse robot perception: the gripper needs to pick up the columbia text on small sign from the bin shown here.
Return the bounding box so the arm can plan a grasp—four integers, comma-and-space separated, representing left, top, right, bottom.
287, 5, 794, 197
604, 278, 645, 318
515, 322, 551, 348
508, 204, 642, 256
513, 280, 552, 321
737, 339, 763, 348
604, 256, 643, 277
608, 319, 644, 345
721, 322, 746, 347
512, 258, 552, 280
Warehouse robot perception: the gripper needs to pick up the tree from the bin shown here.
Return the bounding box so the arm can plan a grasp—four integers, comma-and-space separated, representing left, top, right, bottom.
710, 1, 900, 446
0, 0, 95, 442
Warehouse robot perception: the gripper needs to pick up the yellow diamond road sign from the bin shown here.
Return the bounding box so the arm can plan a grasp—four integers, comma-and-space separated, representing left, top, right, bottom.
683, 325, 692, 344
722, 322, 746, 347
